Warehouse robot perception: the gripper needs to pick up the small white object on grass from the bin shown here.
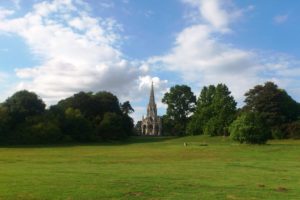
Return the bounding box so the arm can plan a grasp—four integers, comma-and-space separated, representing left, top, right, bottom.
184, 142, 187, 147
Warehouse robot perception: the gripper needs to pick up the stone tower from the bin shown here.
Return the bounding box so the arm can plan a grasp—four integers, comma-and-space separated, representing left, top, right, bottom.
141, 82, 162, 136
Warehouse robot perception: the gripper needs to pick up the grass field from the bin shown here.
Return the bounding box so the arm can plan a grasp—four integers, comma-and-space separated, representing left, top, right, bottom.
0, 136, 299, 200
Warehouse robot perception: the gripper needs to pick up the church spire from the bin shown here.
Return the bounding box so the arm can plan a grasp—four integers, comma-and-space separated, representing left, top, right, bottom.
149, 81, 155, 105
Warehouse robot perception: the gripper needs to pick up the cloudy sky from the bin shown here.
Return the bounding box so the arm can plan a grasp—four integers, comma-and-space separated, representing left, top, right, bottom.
0, 0, 300, 122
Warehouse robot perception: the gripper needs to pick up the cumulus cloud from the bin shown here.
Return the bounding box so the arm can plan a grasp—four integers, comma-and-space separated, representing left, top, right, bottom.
182, 0, 244, 32
0, 7, 14, 19
0, 0, 167, 108
150, 0, 300, 103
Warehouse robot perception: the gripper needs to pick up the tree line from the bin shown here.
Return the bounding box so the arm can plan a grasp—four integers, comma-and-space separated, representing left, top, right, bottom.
0, 90, 135, 144
159, 82, 300, 144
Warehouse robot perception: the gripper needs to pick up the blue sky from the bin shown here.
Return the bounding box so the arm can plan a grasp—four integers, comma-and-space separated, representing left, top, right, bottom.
0, 0, 300, 122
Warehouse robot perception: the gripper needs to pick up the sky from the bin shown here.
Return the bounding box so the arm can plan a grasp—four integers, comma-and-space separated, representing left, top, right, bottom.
0, 0, 300, 122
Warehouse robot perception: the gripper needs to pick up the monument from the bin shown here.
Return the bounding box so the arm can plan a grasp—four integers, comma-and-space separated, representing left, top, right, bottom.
141, 82, 162, 136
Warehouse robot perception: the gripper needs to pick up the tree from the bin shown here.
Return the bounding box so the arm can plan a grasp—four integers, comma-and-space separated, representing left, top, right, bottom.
0, 107, 10, 143
135, 121, 142, 135
229, 112, 270, 144
97, 112, 128, 140
3, 90, 45, 125
244, 82, 300, 124
187, 84, 237, 136
17, 115, 62, 144
0, 89, 135, 144
121, 101, 134, 115
244, 82, 300, 129
62, 108, 94, 142
162, 85, 196, 135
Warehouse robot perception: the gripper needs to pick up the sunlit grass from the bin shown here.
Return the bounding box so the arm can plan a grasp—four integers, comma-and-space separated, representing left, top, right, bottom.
0, 136, 299, 199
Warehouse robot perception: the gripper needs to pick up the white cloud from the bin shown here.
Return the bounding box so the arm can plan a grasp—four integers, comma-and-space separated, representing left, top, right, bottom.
274, 14, 289, 24
0, 0, 159, 108
150, 0, 300, 104
0, 0, 171, 123
0, 8, 14, 19
150, 24, 260, 101
182, 0, 243, 32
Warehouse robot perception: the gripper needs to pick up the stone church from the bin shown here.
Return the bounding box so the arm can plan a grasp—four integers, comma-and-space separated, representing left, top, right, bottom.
141, 82, 162, 136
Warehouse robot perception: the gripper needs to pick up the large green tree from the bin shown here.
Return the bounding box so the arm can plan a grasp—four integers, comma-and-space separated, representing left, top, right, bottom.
54, 91, 133, 141
187, 84, 237, 136
243, 82, 300, 128
162, 85, 196, 135
2, 90, 45, 125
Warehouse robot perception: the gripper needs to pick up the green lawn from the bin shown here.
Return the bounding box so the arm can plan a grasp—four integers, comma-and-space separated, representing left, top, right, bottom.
0, 136, 299, 200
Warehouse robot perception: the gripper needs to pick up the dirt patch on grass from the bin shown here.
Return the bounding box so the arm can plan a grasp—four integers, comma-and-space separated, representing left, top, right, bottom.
275, 186, 288, 192
257, 184, 265, 188
126, 191, 144, 197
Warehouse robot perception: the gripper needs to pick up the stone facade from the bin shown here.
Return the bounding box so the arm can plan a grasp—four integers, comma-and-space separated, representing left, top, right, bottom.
141, 82, 162, 136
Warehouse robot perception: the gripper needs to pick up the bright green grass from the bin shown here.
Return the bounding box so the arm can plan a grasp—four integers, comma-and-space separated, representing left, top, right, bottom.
0, 136, 300, 200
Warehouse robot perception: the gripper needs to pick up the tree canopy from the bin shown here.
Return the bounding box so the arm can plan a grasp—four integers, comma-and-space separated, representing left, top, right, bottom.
0, 90, 134, 144
244, 82, 300, 128
162, 85, 196, 135
187, 84, 237, 136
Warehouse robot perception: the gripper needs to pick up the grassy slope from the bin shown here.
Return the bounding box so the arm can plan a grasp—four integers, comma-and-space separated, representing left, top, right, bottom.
0, 136, 299, 200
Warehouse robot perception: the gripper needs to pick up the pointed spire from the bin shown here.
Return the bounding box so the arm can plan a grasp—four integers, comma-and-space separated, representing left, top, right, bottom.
149, 81, 155, 105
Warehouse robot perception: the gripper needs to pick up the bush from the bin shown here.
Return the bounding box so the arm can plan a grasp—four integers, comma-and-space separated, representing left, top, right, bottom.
23, 122, 62, 144
186, 115, 204, 135
229, 112, 270, 144
97, 112, 128, 140
271, 127, 286, 139
285, 121, 300, 139
203, 117, 228, 136
62, 108, 94, 142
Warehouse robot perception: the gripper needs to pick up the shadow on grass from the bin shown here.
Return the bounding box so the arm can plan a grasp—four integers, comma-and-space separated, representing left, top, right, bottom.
0, 136, 178, 149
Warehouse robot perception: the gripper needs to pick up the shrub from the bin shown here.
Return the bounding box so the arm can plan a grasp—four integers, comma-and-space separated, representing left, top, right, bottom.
97, 112, 128, 140
229, 112, 270, 144
271, 127, 286, 139
25, 122, 62, 144
285, 121, 300, 139
62, 108, 94, 142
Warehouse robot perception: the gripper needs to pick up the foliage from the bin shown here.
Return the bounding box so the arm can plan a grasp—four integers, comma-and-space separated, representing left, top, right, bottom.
0, 90, 134, 145
134, 121, 142, 135
97, 112, 128, 140
244, 82, 300, 128
271, 127, 286, 139
61, 108, 94, 142
17, 117, 62, 144
162, 85, 196, 122
0, 107, 11, 143
284, 121, 300, 139
121, 101, 134, 115
229, 112, 270, 144
187, 84, 237, 136
2, 90, 45, 125
162, 85, 196, 135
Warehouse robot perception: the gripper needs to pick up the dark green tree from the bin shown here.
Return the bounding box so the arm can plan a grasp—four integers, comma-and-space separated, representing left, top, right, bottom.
0, 107, 10, 143
187, 84, 237, 136
61, 108, 94, 142
3, 90, 45, 125
244, 82, 300, 129
162, 85, 196, 135
97, 112, 128, 140
121, 101, 134, 115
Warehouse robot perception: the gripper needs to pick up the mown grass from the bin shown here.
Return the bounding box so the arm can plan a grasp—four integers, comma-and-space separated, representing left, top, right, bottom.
0, 136, 299, 200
